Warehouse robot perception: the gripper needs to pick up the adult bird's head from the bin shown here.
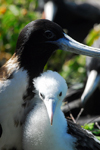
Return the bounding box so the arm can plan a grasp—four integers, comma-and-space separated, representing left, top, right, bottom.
15, 19, 100, 77
33, 70, 67, 125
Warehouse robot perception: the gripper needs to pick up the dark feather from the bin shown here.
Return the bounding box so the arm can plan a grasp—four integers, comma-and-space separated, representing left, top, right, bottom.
67, 119, 100, 150
0, 124, 2, 137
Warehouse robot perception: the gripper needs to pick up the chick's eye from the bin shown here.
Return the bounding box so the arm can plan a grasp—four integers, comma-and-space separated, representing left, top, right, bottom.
44, 30, 55, 39
40, 93, 45, 99
59, 92, 62, 97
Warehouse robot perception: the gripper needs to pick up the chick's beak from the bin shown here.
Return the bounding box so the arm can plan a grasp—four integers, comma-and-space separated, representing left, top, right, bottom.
44, 99, 56, 125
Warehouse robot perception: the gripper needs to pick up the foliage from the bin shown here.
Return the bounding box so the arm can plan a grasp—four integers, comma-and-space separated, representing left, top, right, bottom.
60, 55, 86, 86
85, 24, 100, 46
0, 0, 39, 54
82, 123, 100, 141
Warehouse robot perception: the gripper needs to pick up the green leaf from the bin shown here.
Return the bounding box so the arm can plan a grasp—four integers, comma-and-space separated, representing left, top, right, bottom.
9, 5, 19, 16
82, 123, 94, 131
95, 136, 100, 141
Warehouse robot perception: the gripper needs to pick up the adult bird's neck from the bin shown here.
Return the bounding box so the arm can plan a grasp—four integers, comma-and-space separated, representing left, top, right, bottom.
17, 44, 56, 78
16, 44, 56, 101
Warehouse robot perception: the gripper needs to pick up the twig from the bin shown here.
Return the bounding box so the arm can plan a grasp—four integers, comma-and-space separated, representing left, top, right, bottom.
70, 113, 76, 123
67, 101, 76, 123
83, 116, 100, 127
76, 108, 84, 123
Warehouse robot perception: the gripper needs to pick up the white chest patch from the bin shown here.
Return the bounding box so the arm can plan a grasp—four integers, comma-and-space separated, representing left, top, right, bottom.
23, 101, 76, 150
0, 68, 29, 150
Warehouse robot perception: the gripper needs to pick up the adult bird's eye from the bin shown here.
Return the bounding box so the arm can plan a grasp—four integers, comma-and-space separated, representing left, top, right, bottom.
44, 30, 55, 39
40, 93, 45, 99
59, 92, 62, 97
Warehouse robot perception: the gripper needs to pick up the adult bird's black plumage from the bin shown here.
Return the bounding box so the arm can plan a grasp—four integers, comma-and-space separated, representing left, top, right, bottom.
42, 0, 100, 42
81, 37, 100, 115
1, 19, 100, 150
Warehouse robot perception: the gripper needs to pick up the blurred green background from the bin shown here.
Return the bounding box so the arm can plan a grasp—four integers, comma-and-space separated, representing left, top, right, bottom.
0, 0, 100, 87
